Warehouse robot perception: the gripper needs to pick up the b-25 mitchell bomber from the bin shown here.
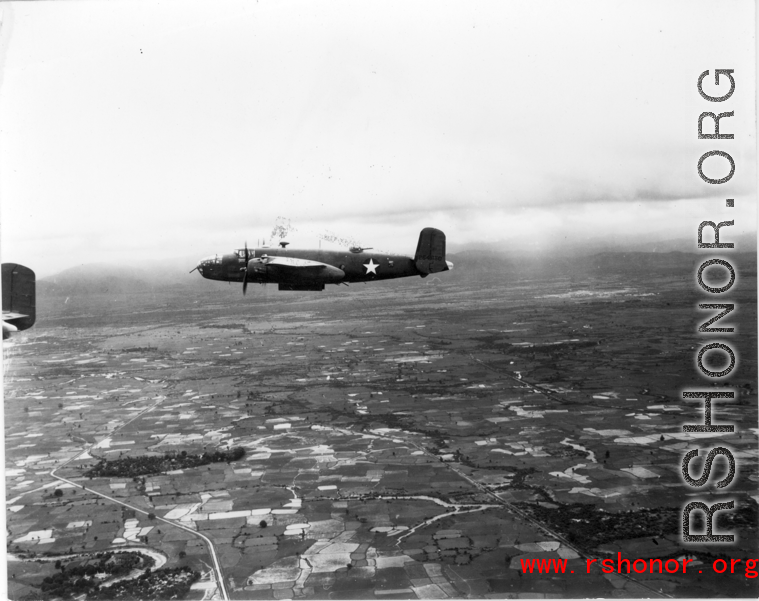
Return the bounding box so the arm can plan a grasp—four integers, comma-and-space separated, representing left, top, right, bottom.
193, 227, 453, 293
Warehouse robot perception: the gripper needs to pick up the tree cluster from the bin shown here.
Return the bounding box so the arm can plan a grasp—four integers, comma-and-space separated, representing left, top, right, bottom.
515, 502, 680, 551
89, 566, 200, 600
517, 497, 759, 552
39, 552, 149, 599
85, 447, 246, 478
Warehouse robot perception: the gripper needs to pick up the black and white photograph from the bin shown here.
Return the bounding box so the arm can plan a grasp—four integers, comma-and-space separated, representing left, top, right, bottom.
1, 1, 757, 599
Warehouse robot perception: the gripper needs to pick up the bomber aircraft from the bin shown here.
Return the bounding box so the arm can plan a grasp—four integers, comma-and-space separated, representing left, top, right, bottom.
193, 227, 453, 293
2, 263, 36, 339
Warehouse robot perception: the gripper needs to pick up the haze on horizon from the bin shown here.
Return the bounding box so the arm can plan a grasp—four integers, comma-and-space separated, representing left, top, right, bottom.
0, 0, 755, 279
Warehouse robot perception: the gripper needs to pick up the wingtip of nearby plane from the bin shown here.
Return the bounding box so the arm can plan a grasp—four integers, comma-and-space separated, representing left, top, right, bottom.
3, 321, 18, 340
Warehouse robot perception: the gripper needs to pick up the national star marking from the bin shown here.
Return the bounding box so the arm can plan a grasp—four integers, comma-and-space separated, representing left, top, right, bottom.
364, 259, 379, 275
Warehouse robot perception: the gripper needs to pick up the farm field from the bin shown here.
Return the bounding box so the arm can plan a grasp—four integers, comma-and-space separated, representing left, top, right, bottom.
4, 270, 758, 599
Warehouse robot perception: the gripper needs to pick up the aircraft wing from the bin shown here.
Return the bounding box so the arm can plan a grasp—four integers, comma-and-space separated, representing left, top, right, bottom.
3, 312, 29, 338
3, 311, 29, 321
254, 256, 345, 283
264, 257, 333, 269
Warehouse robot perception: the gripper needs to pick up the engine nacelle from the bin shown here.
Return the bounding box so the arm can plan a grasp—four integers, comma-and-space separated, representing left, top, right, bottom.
247, 258, 268, 279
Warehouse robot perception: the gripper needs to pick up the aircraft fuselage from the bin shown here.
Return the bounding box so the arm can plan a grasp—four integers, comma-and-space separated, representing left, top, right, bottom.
198, 248, 420, 284
195, 227, 453, 292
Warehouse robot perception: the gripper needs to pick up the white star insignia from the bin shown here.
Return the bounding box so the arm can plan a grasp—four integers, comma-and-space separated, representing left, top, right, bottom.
363, 259, 379, 275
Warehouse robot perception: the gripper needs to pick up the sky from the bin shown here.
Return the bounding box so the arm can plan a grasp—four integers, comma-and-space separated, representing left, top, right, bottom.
0, 0, 755, 277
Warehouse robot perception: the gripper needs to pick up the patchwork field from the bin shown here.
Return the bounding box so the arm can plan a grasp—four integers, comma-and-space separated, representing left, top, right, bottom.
4, 270, 758, 599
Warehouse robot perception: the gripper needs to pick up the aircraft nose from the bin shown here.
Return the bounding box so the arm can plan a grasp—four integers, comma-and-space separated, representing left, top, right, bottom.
190, 259, 205, 275
192, 255, 219, 277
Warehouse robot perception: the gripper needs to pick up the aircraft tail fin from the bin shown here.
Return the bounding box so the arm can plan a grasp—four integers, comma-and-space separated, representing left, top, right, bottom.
414, 228, 451, 275
2, 263, 36, 331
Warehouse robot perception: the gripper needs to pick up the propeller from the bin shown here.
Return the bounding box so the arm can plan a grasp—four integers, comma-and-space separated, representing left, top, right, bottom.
242, 242, 250, 295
